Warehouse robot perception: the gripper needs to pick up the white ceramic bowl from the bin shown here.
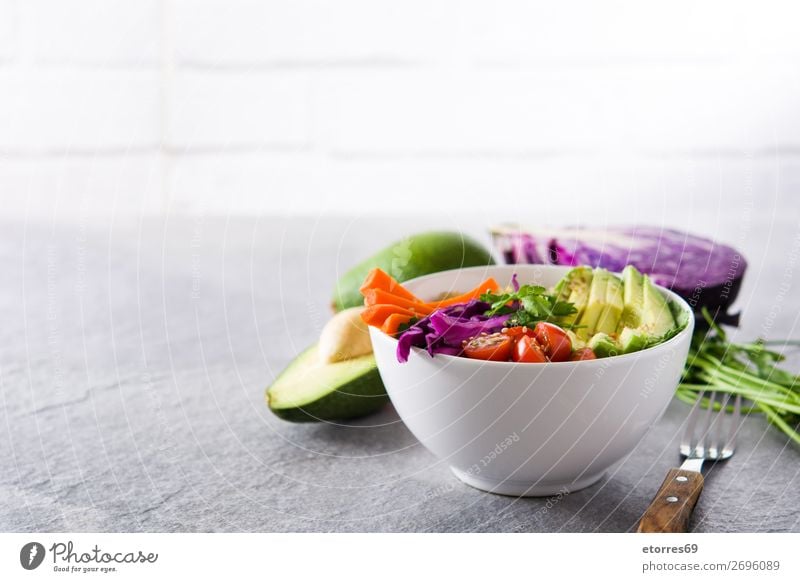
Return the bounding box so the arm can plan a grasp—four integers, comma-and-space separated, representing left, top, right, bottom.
369, 265, 693, 497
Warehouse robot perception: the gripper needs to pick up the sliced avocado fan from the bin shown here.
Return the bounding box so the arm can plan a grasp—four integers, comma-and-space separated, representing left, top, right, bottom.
554, 265, 678, 357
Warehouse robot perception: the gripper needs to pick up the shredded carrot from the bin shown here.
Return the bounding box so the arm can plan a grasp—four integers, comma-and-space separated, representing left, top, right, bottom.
362, 289, 435, 315
358, 270, 503, 333
380, 313, 413, 336
430, 277, 500, 308
359, 268, 422, 303
361, 304, 415, 327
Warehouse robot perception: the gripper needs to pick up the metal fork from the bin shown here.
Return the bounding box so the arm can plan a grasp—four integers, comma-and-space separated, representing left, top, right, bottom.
637, 391, 743, 533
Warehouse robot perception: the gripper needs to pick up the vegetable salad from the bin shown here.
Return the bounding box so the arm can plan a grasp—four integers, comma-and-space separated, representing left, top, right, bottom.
359, 265, 685, 364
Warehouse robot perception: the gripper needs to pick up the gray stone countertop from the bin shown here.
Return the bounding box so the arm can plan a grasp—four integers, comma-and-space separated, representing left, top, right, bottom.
1, 215, 798, 532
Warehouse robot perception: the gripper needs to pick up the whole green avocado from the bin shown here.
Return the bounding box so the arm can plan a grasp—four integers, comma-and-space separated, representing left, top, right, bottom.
332, 231, 496, 311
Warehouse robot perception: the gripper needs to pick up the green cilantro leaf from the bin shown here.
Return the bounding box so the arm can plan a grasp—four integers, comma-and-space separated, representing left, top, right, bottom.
480, 284, 577, 328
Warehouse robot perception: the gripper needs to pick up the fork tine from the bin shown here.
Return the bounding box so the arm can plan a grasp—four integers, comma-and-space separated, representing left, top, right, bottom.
697, 391, 717, 456
681, 389, 707, 454
712, 392, 732, 458
722, 394, 743, 456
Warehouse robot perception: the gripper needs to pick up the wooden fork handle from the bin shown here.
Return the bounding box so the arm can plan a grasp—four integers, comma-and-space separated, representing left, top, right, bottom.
637, 468, 704, 533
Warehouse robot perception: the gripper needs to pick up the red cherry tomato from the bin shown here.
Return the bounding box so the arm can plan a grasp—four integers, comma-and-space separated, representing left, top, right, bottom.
513, 335, 548, 363
570, 347, 597, 361
463, 333, 514, 361
532, 322, 572, 362
502, 326, 535, 339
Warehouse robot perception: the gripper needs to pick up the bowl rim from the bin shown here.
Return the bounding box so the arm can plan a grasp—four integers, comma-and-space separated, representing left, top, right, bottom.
370, 264, 695, 368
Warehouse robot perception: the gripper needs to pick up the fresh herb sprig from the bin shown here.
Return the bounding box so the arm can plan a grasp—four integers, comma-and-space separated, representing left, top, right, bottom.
480, 285, 578, 328
676, 308, 800, 445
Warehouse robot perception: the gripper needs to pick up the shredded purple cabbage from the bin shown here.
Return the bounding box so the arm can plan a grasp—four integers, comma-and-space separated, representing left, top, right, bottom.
395, 299, 509, 363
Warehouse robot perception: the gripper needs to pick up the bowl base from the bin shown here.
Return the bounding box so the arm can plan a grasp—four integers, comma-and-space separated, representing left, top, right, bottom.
450, 467, 605, 497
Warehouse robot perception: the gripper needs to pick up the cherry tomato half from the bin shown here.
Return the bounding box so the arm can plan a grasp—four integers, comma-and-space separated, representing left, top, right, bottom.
570, 347, 597, 361
463, 332, 514, 361
532, 322, 572, 362
513, 335, 548, 363
502, 326, 535, 339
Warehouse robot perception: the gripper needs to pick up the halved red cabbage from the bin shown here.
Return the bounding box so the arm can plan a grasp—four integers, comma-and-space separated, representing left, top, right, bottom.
492, 225, 746, 324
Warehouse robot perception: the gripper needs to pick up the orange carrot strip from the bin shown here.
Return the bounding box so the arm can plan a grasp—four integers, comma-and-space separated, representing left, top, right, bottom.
359, 268, 422, 302
363, 289, 435, 315
361, 304, 415, 327
429, 277, 501, 308
380, 313, 414, 335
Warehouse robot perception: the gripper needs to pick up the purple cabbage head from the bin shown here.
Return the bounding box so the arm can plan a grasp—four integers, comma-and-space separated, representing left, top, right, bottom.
492, 225, 746, 325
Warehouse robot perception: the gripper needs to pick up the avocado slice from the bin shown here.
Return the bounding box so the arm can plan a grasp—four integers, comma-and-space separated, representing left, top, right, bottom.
566, 329, 586, 350
595, 274, 624, 335
553, 266, 593, 327
619, 327, 648, 354
641, 275, 676, 337
266, 345, 389, 422
332, 232, 495, 311
588, 332, 621, 358
616, 273, 676, 355
577, 268, 609, 339
619, 265, 645, 331
554, 266, 593, 302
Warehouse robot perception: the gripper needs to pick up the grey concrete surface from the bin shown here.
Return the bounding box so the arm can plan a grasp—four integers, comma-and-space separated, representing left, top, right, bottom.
1, 216, 798, 532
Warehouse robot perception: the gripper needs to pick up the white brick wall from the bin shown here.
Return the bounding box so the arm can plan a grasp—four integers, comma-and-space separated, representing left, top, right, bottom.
172, 0, 452, 65
1, 1, 800, 223
321, 66, 800, 154
19, 0, 160, 65
0, 1, 15, 63
166, 152, 799, 225
466, 1, 800, 62
167, 71, 313, 150
0, 154, 162, 222
0, 70, 160, 153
